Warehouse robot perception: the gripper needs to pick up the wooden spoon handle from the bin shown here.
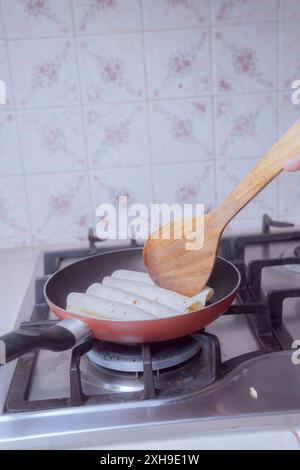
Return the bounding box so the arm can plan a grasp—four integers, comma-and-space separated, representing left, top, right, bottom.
214, 118, 300, 227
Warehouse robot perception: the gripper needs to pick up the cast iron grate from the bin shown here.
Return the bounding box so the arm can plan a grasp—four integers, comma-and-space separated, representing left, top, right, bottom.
4, 215, 300, 413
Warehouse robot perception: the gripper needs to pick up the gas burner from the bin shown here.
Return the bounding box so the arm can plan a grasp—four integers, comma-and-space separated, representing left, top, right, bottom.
81, 358, 145, 394
86, 336, 202, 373
80, 333, 217, 397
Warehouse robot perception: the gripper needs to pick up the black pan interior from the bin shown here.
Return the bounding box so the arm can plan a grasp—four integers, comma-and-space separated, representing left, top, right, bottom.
45, 248, 240, 309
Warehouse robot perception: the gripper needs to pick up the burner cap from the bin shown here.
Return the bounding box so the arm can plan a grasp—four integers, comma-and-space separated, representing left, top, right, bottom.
87, 336, 202, 373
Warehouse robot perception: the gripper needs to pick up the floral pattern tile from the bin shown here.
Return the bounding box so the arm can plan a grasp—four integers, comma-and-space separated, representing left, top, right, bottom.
0, 1, 300, 248
213, 23, 277, 93
78, 34, 146, 104
91, 166, 153, 239
27, 172, 91, 237
19, 107, 86, 173
9, 38, 79, 107
149, 98, 213, 164
84, 102, 150, 169
212, 0, 278, 24
74, 0, 142, 34
145, 29, 211, 99
0, 175, 31, 238
216, 159, 278, 219
279, 171, 300, 218
153, 161, 216, 213
2, 0, 73, 38
143, 0, 210, 30
0, 41, 14, 107
279, 22, 300, 90
215, 94, 277, 159
279, 0, 300, 21
91, 166, 153, 209
279, 93, 300, 135
0, 111, 23, 175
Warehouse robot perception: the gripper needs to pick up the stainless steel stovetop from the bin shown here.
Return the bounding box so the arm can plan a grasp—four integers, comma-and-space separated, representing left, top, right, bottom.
0, 216, 300, 449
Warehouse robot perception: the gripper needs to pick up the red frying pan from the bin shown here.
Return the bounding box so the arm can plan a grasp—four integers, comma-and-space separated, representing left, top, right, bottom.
0, 248, 240, 365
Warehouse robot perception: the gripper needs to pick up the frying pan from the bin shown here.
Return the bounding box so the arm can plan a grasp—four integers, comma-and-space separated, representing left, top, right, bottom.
0, 248, 240, 365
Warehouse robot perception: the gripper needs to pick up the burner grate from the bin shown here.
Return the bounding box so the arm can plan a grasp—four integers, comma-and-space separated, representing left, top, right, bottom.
5, 332, 222, 412
5, 215, 300, 413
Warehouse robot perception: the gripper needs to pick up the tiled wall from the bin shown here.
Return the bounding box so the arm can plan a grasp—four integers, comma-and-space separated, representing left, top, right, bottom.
0, 0, 300, 249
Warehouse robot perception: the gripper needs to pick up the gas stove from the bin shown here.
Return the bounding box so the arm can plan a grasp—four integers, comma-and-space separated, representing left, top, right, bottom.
1, 215, 300, 449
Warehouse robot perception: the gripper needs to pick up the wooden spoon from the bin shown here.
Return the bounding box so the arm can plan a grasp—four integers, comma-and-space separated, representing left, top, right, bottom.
144, 118, 300, 296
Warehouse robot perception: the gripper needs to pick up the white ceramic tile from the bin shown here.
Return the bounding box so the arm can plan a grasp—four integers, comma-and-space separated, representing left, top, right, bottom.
0, 236, 32, 249
280, 0, 300, 21
32, 231, 87, 246
213, 23, 277, 93
19, 107, 86, 173
279, 93, 300, 135
143, 0, 210, 30
224, 216, 263, 234
145, 29, 211, 99
78, 34, 146, 104
212, 0, 278, 23
74, 0, 142, 34
91, 166, 153, 209
279, 21, 300, 90
27, 172, 91, 237
0, 41, 14, 107
216, 159, 278, 219
279, 171, 300, 218
149, 98, 213, 164
85, 102, 150, 169
91, 166, 153, 240
9, 38, 79, 107
215, 94, 277, 159
2, 0, 73, 38
0, 175, 31, 237
0, 111, 23, 175
153, 161, 216, 213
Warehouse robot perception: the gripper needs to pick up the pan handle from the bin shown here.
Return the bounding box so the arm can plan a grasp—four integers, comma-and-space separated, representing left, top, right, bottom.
0, 318, 91, 365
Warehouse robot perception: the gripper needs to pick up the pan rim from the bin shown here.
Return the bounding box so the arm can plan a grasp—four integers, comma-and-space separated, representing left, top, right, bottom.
44, 247, 241, 323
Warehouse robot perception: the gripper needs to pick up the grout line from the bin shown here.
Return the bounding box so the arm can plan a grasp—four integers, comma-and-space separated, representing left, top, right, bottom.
140, 0, 156, 205
0, 164, 154, 179
278, 0, 282, 21
70, 0, 94, 229
0, 89, 292, 114
208, 0, 218, 210
1, 0, 298, 249
152, 158, 215, 168
0, 154, 284, 179
2, 18, 300, 42
276, 0, 281, 219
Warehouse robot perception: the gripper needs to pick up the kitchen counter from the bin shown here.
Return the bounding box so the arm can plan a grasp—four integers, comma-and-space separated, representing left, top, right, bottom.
0, 240, 91, 335
0, 246, 41, 336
